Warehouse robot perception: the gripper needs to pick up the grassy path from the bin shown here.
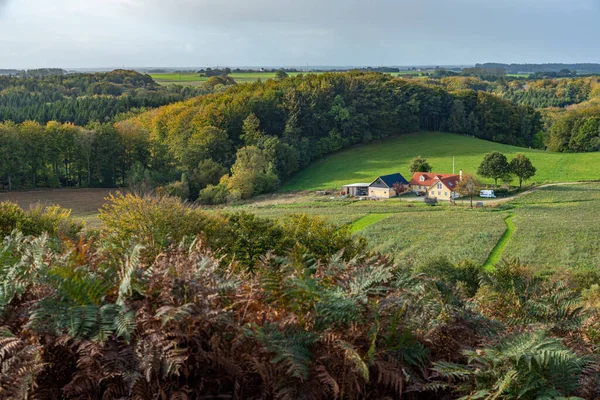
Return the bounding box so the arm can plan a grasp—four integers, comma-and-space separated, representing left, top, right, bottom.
483, 213, 516, 271
348, 214, 391, 233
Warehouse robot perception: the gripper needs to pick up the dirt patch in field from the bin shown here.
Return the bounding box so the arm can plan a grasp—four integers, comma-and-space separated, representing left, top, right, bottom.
0, 188, 117, 218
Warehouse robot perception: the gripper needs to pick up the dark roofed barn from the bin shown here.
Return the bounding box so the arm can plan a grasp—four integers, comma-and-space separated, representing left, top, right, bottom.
368, 173, 409, 198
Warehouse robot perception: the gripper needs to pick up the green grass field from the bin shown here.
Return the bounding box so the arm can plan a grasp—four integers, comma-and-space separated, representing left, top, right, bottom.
220, 183, 600, 271
505, 184, 600, 271
281, 132, 600, 191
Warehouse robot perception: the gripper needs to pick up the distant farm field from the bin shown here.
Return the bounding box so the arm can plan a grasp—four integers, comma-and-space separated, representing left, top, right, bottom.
149, 72, 312, 86
281, 132, 600, 191
0, 188, 115, 227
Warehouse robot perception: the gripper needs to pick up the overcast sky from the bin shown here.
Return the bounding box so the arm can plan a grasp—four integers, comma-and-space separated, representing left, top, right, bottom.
0, 0, 599, 69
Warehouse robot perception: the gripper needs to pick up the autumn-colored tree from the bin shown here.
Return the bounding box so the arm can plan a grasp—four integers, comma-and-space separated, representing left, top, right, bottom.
456, 172, 480, 208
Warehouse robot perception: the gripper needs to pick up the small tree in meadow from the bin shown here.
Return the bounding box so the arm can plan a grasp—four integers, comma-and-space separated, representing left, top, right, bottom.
456, 173, 479, 208
510, 153, 536, 189
477, 152, 511, 187
409, 156, 433, 173
392, 183, 409, 196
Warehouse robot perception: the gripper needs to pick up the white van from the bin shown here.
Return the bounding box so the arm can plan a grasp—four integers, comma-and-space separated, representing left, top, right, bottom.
480, 190, 496, 198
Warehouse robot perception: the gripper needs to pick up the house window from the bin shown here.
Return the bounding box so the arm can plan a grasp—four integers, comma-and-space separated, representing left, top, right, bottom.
420, 176, 425, 182
418, 185, 421, 189
437, 183, 442, 190
444, 192, 448, 196
438, 191, 441, 196
431, 191, 434, 195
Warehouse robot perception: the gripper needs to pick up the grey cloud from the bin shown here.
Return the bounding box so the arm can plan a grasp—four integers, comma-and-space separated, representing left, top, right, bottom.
0, 0, 599, 68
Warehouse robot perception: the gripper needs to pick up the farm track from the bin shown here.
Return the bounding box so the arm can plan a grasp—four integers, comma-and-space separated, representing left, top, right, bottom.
483, 213, 516, 271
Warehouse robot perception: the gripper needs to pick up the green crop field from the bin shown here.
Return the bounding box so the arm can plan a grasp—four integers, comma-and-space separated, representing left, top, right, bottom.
281, 132, 600, 191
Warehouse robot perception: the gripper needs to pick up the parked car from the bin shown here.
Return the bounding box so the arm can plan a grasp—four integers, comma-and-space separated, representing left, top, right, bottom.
480, 190, 496, 198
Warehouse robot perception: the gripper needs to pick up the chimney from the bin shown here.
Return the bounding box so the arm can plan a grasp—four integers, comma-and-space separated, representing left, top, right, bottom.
459, 169, 463, 180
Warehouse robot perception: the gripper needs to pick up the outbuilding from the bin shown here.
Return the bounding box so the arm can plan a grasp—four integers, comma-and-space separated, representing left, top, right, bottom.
341, 183, 370, 197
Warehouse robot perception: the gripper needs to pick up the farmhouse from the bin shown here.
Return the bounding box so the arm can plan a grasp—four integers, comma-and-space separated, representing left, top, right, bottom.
409, 171, 462, 201
342, 173, 409, 199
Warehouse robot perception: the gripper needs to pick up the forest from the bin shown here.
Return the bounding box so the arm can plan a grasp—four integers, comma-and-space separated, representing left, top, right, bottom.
0, 69, 222, 125
0, 72, 542, 200
1, 193, 600, 399
433, 75, 600, 151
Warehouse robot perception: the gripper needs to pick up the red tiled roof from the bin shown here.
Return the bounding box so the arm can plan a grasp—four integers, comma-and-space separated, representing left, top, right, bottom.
410, 172, 460, 189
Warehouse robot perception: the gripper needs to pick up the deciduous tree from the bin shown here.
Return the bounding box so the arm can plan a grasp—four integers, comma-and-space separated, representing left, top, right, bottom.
477, 152, 511, 187
510, 153, 536, 188
456, 172, 479, 208
409, 156, 433, 173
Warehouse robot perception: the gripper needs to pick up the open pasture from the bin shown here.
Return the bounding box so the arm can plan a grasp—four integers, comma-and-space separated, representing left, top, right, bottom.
281, 132, 600, 192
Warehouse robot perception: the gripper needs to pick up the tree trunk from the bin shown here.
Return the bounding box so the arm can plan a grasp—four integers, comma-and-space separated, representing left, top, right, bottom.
470, 194, 473, 208
519, 177, 523, 189
8, 175, 12, 191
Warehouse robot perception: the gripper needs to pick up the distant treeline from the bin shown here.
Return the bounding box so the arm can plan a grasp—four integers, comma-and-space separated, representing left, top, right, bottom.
0, 69, 226, 125
477, 63, 600, 74
0, 68, 66, 77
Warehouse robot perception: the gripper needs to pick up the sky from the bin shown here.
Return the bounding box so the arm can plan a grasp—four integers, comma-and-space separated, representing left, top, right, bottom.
0, 0, 599, 69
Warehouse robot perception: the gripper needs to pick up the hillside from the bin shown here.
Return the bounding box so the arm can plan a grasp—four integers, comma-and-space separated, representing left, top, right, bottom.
281, 131, 600, 191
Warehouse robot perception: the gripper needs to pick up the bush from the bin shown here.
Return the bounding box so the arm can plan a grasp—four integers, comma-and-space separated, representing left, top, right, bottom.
224, 212, 286, 269
198, 184, 230, 205
99, 192, 229, 258
278, 214, 367, 261
0, 201, 25, 237
189, 159, 228, 198
417, 257, 480, 297
20, 205, 83, 238
0, 202, 82, 239
493, 188, 509, 196
156, 180, 190, 200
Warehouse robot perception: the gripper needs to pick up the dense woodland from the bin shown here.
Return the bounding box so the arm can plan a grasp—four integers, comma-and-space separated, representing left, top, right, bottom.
434, 75, 600, 151
1, 194, 600, 399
